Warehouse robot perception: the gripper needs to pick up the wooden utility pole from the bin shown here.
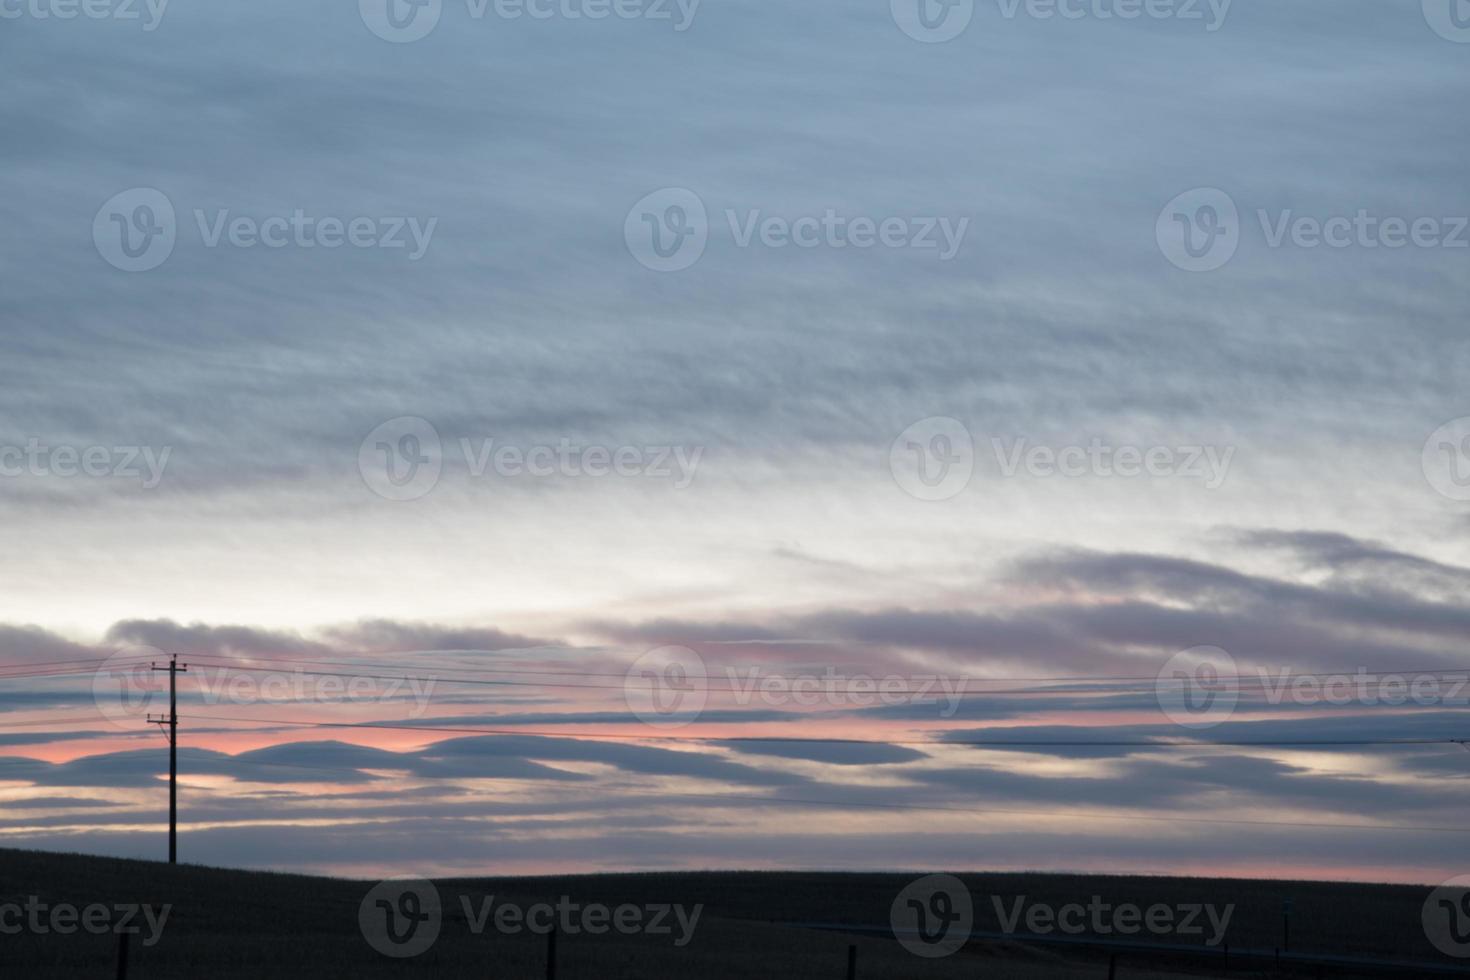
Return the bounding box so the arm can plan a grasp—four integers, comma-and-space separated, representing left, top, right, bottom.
148, 654, 187, 864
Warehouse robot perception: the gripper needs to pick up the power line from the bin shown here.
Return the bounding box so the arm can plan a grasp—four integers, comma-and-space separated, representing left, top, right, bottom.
0, 714, 162, 730
177, 657, 1470, 700
0, 661, 154, 681
0, 655, 133, 672
173, 652, 1470, 686
177, 712, 1468, 749
6, 653, 1467, 702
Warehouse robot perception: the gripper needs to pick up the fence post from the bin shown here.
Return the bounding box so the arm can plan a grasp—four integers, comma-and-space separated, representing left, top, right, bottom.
115, 930, 130, 980
546, 924, 557, 980
1106, 952, 1116, 980
846, 943, 856, 980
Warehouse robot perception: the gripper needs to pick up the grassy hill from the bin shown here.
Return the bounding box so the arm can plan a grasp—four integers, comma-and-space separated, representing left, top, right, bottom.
0, 847, 1461, 978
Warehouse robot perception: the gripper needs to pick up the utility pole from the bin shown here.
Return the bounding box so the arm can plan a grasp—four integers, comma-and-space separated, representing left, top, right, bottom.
148, 654, 188, 864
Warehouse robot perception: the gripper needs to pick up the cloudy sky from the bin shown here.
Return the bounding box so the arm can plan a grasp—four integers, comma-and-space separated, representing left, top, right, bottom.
1, 0, 1469, 885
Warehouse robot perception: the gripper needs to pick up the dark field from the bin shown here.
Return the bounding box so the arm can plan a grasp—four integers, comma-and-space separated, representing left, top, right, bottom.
0, 847, 1464, 978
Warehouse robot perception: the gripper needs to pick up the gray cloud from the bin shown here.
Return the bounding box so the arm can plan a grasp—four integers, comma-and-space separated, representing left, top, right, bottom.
1, 0, 1468, 885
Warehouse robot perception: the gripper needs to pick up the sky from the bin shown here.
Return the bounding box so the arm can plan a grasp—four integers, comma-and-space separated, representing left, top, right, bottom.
1, 0, 1469, 885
